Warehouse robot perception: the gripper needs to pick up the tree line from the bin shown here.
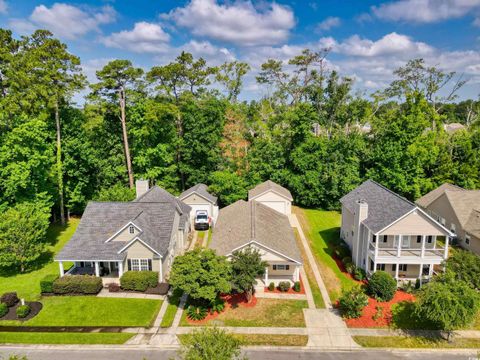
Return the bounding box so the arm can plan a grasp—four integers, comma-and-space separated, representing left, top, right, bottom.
0, 29, 479, 271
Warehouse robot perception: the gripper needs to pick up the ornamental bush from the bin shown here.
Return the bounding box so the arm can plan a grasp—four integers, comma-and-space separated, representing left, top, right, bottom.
0, 303, 7, 317
278, 281, 291, 292
16, 304, 31, 318
367, 271, 397, 301
1, 292, 19, 307
268, 282, 275, 291
345, 262, 356, 275
40, 274, 59, 293
210, 297, 225, 314
353, 267, 366, 281
293, 281, 301, 292
52, 275, 102, 294
120, 271, 158, 292
338, 287, 369, 319
186, 305, 208, 321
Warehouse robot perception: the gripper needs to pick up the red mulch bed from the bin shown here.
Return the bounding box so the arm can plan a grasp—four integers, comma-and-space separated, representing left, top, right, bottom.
264, 275, 306, 294
185, 293, 257, 325
343, 290, 415, 328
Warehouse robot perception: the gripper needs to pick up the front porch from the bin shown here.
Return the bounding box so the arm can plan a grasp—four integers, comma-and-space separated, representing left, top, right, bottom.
60, 260, 125, 285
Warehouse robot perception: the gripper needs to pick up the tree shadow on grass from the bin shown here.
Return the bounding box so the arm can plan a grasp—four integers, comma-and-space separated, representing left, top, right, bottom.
318, 227, 350, 260
391, 301, 440, 331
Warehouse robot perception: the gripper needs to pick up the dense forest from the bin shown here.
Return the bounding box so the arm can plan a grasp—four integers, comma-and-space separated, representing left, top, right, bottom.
1, 28, 479, 230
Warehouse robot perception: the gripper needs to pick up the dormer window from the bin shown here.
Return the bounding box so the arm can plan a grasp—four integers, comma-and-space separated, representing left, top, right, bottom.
129, 225, 135, 234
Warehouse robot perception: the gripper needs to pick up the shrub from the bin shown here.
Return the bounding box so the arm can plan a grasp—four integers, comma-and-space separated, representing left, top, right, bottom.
367, 271, 397, 302
278, 281, 290, 292
40, 274, 58, 293
293, 281, 301, 292
341, 256, 352, 266
1, 292, 19, 307
16, 304, 30, 318
345, 262, 356, 275
186, 305, 208, 321
402, 281, 414, 294
339, 287, 369, 319
373, 305, 383, 321
52, 275, 103, 295
210, 297, 225, 314
353, 267, 366, 281
268, 282, 275, 291
120, 271, 158, 292
415, 278, 421, 290
108, 283, 120, 293
0, 303, 7, 317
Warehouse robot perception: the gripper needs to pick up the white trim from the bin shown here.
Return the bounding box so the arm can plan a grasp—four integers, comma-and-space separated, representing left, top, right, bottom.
179, 191, 215, 204
226, 240, 302, 265
249, 188, 293, 202
118, 237, 163, 258
105, 222, 143, 243
56, 259, 124, 262
130, 258, 150, 271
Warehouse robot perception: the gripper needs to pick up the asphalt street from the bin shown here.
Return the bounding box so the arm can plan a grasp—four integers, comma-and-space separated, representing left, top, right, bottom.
0, 347, 478, 360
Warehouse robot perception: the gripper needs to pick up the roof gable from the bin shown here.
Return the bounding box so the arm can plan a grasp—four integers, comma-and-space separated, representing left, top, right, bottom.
444, 190, 480, 226
179, 183, 217, 204
416, 183, 464, 209
248, 180, 293, 201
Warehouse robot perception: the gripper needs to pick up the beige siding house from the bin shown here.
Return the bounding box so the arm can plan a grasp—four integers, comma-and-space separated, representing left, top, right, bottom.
210, 200, 302, 287
56, 181, 191, 285
341, 180, 452, 283
248, 180, 293, 215
179, 183, 219, 225
416, 184, 480, 255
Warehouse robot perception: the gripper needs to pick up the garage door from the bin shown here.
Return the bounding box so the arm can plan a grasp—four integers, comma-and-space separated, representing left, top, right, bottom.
189, 204, 211, 219
259, 201, 286, 214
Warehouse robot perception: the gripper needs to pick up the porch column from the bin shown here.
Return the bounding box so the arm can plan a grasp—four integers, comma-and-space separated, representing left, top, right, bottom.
264, 267, 269, 285
421, 235, 426, 258
294, 266, 300, 282
118, 261, 124, 277
395, 263, 399, 280
418, 263, 423, 279
428, 264, 434, 277
59, 261, 64, 277
396, 235, 402, 257
443, 237, 449, 259
94, 261, 100, 277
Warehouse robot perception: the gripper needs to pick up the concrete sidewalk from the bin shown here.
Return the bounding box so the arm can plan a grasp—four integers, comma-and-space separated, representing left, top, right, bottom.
350, 328, 480, 339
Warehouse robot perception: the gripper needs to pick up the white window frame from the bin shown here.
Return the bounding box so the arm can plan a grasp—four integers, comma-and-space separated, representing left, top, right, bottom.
129, 225, 135, 234
399, 264, 408, 272
273, 264, 289, 271
131, 258, 149, 271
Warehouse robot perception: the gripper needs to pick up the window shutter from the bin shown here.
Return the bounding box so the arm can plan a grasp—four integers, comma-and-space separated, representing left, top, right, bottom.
286, 265, 290, 270
127, 259, 132, 271
148, 259, 152, 271
273, 265, 276, 270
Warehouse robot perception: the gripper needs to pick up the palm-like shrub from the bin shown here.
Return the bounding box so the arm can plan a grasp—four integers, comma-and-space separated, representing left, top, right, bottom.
210, 297, 225, 314
186, 305, 208, 321
339, 287, 369, 318
367, 271, 397, 301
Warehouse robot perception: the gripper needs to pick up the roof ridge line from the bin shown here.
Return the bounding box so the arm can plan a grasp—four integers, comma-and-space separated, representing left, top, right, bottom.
251, 201, 256, 240
366, 179, 416, 207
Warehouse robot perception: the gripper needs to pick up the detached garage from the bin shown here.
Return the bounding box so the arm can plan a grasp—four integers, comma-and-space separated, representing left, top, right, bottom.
178, 184, 219, 225
248, 180, 293, 215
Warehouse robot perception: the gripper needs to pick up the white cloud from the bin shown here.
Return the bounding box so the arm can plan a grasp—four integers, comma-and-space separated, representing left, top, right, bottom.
0, 0, 7, 14
10, 3, 116, 39
165, 0, 295, 46
101, 22, 170, 53
323, 32, 434, 57
372, 0, 480, 23
316, 16, 341, 31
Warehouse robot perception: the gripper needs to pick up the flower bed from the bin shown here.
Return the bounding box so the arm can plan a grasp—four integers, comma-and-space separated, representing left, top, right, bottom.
264, 276, 306, 294
344, 290, 415, 328
0, 301, 43, 321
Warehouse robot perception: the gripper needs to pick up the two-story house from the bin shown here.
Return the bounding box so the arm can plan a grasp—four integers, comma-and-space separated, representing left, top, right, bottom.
340, 180, 452, 283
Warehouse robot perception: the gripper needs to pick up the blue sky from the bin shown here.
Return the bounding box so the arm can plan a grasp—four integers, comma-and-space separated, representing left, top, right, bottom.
1, 0, 480, 100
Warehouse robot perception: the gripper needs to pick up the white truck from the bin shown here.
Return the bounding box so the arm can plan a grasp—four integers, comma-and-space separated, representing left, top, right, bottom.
194, 210, 210, 230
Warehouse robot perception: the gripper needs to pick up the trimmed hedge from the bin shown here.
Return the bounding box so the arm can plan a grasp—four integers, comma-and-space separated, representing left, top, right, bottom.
40, 274, 59, 293
0, 303, 7, 317
120, 271, 158, 292
367, 271, 397, 302
293, 281, 301, 292
52, 275, 103, 295
278, 281, 290, 292
1, 292, 19, 307
16, 304, 31, 318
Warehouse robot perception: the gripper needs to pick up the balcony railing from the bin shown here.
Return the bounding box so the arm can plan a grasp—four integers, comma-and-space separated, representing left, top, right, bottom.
369, 244, 446, 259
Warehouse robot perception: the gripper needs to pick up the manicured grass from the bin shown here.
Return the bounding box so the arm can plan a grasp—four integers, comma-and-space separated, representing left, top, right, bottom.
390, 301, 439, 330
353, 335, 480, 349
295, 208, 357, 301
178, 333, 308, 346
206, 228, 213, 247
0, 332, 133, 345
180, 299, 307, 327
0, 219, 79, 300
160, 290, 182, 328
293, 229, 325, 308
1, 297, 162, 327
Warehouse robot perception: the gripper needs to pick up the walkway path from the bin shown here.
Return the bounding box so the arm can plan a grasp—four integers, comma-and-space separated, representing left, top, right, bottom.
153, 300, 169, 328
300, 267, 315, 309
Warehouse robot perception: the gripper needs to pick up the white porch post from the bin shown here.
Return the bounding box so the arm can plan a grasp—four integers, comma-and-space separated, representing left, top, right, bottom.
444, 237, 449, 259
94, 261, 100, 277
264, 267, 269, 285
59, 261, 64, 277
395, 264, 399, 280
418, 263, 423, 278
159, 261, 163, 283
396, 235, 402, 257
294, 266, 300, 282
428, 263, 434, 277
421, 235, 426, 258
118, 261, 124, 277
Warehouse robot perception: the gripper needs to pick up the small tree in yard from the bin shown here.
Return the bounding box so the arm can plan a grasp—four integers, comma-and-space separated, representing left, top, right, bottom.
176, 327, 245, 360
414, 277, 479, 341
339, 286, 369, 319
169, 248, 232, 305
444, 249, 480, 291
230, 247, 268, 302
367, 271, 397, 302
0, 199, 50, 272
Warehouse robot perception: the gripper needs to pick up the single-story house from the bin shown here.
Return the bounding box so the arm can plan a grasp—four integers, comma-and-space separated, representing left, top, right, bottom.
341, 180, 452, 283
210, 200, 302, 287
55, 181, 191, 284
248, 180, 293, 215
178, 183, 219, 225
416, 183, 480, 255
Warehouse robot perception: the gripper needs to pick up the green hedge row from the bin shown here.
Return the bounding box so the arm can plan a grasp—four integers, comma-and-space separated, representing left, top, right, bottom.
120, 271, 158, 292
40, 274, 59, 293
52, 275, 103, 295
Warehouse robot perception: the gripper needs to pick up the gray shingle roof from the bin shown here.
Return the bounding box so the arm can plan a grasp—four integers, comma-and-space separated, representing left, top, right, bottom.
56, 185, 191, 261
248, 180, 293, 201
340, 180, 415, 234
415, 183, 464, 209
210, 200, 301, 263
179, 183, 217, 204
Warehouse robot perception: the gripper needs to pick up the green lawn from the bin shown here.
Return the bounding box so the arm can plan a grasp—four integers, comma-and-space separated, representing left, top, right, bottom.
178, 333, 308, 346
0, 332, 133, 345
295, 208, 357, 301
353, 335, 480, 349
0, 218, 79, 300
1, 297, 162, 327
180, 299, 307, 327
160, 290, 182, 328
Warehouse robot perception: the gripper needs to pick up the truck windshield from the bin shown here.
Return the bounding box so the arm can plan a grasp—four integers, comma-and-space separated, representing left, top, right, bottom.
196, 215, 208, 220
